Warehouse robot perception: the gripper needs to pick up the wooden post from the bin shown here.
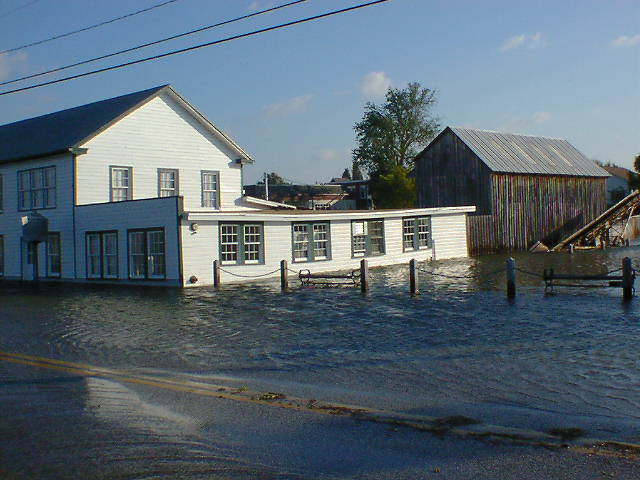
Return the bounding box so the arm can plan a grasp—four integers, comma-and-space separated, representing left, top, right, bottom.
569, 243, 574, 255
409, 259, 419, 296
213, 260, 221, 288
431, 239, 436, 261
360, 259, 369, 293
622, 257, 633, 301
506, 257, 516, 299
280, 259, 289, 291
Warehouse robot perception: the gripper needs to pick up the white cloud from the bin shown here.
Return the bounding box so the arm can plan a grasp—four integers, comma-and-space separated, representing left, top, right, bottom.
359, 71, 392, 97
532, 111, 552, 124
263, 94, 313, 117
316, 149, 338, 162
0, 51, 27, 80
611, 34, 640, 47
500, 32, 544, 52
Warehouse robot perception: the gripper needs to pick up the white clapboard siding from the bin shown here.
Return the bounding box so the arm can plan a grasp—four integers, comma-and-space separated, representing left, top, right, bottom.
0, 153, 75, 280
179, 209, 474, 286
76, 93, 246, 211
74, 197, 181, 283
431, 213, 469, 260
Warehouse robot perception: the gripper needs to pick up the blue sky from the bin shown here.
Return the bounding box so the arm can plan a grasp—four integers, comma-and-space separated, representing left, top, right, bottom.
0, 0, 638, 184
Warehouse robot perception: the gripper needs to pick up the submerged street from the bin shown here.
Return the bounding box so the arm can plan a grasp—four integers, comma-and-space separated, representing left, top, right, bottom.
2, 250, 640, 478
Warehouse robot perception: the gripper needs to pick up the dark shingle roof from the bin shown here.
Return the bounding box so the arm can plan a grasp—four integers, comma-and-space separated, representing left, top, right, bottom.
449, 126, 609, 177
0, 85, 168, 164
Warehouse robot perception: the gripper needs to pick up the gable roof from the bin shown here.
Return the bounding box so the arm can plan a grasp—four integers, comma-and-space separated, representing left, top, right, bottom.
442, 126, 608, 177
0, 85, 253, 164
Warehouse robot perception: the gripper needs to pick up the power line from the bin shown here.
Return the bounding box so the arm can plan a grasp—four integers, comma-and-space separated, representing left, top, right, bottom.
0, 0, 180, 55
0, 0, 390, 97
0, 0, 308, 87
0, 0, 42, 19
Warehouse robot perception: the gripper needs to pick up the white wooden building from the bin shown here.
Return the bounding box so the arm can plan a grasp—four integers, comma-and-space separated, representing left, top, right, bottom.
0, 85, 475, 287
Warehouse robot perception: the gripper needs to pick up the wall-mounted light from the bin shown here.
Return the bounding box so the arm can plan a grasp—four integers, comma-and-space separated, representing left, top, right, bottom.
190, 223, 199, 233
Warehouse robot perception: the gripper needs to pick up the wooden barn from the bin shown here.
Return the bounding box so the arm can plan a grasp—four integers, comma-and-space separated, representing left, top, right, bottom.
415, 127, 609, 254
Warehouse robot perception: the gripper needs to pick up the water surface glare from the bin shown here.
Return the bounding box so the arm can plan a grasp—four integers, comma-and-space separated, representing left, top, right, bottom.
2, 249, 639, 442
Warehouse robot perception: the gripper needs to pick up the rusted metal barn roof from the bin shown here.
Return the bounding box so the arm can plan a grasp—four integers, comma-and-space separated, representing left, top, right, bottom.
449, 127, 609, 177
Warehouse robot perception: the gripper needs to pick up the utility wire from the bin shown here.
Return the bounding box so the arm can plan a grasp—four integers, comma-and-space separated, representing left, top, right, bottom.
0, 0, 390, 96
0, 0, 308, 87
0, 0, 42, 20
0, 0, 179, 55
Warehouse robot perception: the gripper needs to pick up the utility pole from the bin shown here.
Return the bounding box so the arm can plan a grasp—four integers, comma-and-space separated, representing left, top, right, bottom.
264, 172, 269, 201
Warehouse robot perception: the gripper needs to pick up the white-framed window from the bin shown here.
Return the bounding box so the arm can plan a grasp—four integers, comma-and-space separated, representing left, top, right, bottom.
219, 223, 263, 265
351, 219, 385, 257
18, 166, 56, 210
402, 217, 431, 251
87, 231, 118, 279
46, 233, 61, 277
128, 229, 165, 279
0, 235, 4, 276
158, 169, 179, 197
292, 222, 330, 262
201, 171, 219, 208
110, 166, 132, 202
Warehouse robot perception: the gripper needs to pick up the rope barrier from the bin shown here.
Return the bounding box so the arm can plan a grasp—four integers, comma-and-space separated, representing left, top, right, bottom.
416, 266, 505, 280
514, 267, 543, 278
219, 267, 281, 279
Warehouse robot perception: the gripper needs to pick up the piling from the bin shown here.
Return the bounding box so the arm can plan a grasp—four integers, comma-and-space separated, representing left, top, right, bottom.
360, 259, 369, 293
280, 259, 289, 291
622, 257, 633, 301
569, 243, 574, 255
506, 257, 516, 299
213, 260, 221, 288
409, 259, 419, 296
431, 239, 436, 261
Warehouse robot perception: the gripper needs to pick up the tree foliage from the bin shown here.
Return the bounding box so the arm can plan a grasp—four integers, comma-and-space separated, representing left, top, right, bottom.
352, 82, 440, 176
370, 165, 416, 209
257, 172, 289, 185
628, 154, 640, 191
351, 161, 363, 180
341, 168, 352, 180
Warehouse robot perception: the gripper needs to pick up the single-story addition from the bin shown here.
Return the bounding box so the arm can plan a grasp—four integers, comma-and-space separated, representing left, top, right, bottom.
0, 85, 475, 287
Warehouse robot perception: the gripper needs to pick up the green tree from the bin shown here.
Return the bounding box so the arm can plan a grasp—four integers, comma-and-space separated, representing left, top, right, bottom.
628, 154, 640, 191
341, 168, 351, 180
352, 82, 440, 175
370, 165, 416, 209
257, 172, 289, 185
352, 161, 363, 180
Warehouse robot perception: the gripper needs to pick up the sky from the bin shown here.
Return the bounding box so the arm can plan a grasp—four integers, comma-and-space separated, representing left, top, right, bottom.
0, 0, 638, 184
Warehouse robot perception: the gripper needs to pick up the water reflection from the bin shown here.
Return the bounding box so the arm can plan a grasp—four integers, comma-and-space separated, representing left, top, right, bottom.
1, 248, 639, 441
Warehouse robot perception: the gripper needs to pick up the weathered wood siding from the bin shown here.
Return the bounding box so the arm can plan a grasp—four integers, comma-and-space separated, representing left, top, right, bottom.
467, 174, 607, 254
416, 129, 493, 214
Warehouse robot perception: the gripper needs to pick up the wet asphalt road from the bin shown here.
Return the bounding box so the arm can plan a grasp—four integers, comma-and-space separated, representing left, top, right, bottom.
1, 358, 639, 480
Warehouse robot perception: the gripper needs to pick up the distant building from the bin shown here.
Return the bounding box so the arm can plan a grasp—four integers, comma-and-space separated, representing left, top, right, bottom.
327, 178, 372, 210
415, 127, 609, 254
601, 165, 633, 206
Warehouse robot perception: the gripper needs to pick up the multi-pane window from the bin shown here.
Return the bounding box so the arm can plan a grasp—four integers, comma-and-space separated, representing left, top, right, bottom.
0, 173, 3, 212
158, 169, 179, 197
352, 219, 385, 257
201, 171, 219, 208
0, 235, 4, 276
292, 222, 330, 262
128, 229, 165, 279
87, 231, 118, 279
402, 217, 431, 251
18, 166, 56, 210
46, 233, 61, 277
219, 223, 263, 265
110, 166, 132, 202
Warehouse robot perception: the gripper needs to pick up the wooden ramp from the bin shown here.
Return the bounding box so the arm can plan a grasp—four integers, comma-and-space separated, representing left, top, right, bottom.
551, 190, 640, 251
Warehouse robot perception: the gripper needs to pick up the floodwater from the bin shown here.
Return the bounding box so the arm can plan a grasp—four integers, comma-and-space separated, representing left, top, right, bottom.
1, 248, 640, 476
